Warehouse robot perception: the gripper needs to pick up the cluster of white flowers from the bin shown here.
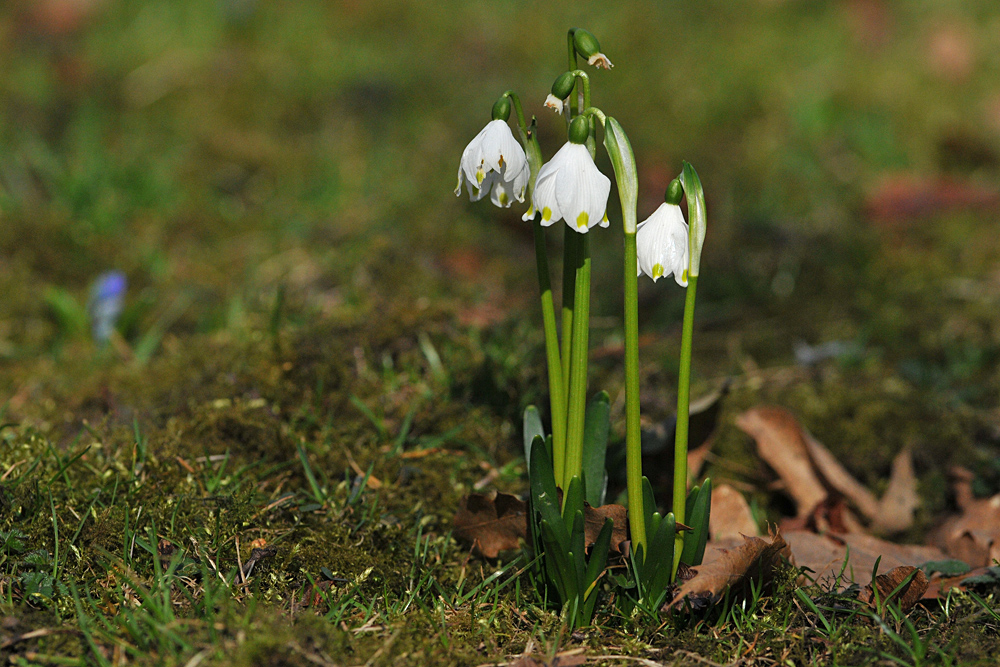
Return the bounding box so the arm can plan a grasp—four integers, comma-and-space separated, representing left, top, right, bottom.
456, 118, 689, 286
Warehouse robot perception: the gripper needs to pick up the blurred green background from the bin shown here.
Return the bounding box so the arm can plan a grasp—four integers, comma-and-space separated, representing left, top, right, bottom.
2, 0, 1000, 441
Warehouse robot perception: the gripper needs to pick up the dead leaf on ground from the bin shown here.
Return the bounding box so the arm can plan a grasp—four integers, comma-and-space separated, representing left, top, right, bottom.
667, 529, 791, 610
922, 566, 999, 600
507, 651, 587, 667
872, 447, 919, 534
784, 531, 946, 585
454, 494, 635, 558
584, 502, 629, 554
929, 468, 1000, 568
739, 406, 917, 533
858, 566, 928, 613
709, 484, 760, 541
801, 430, 879, 520
736, 407, 826, 518
454, 492, 527, 558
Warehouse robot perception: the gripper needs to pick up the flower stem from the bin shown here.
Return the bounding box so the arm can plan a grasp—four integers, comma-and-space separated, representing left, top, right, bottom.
566, 30, 578, 118
534, 222, 566, 471
623, 231, 646, 558
673, 273, 698, 576
563, 233, 591, 496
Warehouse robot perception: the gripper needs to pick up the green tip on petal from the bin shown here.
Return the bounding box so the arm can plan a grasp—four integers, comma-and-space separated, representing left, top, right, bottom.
499, 191, 509, 206
576, 211, 589, 229
542, 206, 552, 222
653, 264, 664, 279
475, 168, 485, 185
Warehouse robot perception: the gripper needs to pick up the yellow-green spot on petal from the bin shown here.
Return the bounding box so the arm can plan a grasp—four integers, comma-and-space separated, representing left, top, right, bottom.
576, 211, 589, 229
498, 155, 506, 168
542, 207, 552, 222
499, 191, 509, 206
476, 169, 485, 185
653, 263, 664, 279
682, 269, 689, 283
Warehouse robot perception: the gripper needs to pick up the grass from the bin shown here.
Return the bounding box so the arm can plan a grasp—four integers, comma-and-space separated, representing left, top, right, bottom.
2, 0, 1000, 664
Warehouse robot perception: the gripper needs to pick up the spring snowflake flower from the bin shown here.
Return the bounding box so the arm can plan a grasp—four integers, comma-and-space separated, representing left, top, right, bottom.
636, 203, 689, 285
455, 119, 529, 208
531, 142, 610, 233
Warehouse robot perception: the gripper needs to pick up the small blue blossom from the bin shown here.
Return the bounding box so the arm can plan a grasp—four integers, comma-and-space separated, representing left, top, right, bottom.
88, 271, 127, 343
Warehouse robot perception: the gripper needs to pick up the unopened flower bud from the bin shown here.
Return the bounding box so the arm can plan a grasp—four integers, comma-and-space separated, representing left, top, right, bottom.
573, 28, 613, 69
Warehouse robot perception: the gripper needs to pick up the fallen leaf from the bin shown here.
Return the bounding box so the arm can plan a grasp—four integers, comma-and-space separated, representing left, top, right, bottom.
922, 565, 996, 600
801, 430, 879, 520
709, 484, 760, 541
454, 492, 527, 558
667, 529, 790, 610
784, 531, 947, 585
872, 447, 918, 533
858, 566, 928, 613
929, 475, 1000, 567
584, 502, 629, 554
736, 407, 826, 518
454, 494, 634, 558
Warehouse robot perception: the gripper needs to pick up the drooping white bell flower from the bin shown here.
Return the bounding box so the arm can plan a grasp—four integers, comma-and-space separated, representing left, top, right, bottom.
636, 202, 689, 286
531, 140, 610, 233
455, 119, 529, 208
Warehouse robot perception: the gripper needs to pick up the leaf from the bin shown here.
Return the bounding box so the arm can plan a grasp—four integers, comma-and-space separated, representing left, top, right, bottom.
581, 391, 610, 507
736, 407, 827, 518
709, 484, 760, 542
523, 406, 544, 471
584, 502, 629, 554
857, 566, 928, 613
929, 471, 1000, 568
871, 447, 918, 533
782, 531, 947, 585
667, 529, 790, 610
681, 479, 712, 567
800, 428, 879, 520
453, 491, 527, 558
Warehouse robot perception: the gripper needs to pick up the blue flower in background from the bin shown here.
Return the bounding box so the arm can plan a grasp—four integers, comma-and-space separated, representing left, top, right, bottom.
88, 271, 127, 343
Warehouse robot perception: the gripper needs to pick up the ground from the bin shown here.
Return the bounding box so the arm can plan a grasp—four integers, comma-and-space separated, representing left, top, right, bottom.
1, 1, 1000, 665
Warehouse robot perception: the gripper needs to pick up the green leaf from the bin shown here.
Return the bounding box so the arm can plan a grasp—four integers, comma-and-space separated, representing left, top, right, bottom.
563, 475, 586, 536
581, 392, 610, 507
523, 406, 545, 471
681, 478, 712, 566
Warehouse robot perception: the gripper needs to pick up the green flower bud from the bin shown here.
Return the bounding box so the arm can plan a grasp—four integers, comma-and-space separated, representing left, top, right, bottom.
665, 179, 683, 205
491, 96, 511, 121
679, 162, 706, 277
568, 115, 590, 145
551, 71, 576, 99
602, 116, 638, 234
572, 28, 613, 69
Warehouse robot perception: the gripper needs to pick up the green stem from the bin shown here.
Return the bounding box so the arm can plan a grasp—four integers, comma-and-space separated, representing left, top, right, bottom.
623, 232, 646, 558
534, 223, 566, 473
560, 227, 577, 421
563, 234, 591, 495
566, 29, 578, 118
673, 274, 698, 573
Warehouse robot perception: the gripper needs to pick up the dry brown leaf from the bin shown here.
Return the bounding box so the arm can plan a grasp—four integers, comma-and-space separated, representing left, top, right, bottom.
453, 492, 527, 558
872, 447, 919, 533
802, 430, 879, 520
929, 469, 1000, 567
784, 531, 946, 585
736, 407, 827, 518
667, 529, 791, 610
585, 502, 629, 554
858, 566, 928, 613
454, 494, 633, 558
709, 484, 760, 541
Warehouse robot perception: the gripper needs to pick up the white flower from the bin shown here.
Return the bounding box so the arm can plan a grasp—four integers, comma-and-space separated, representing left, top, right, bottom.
455, 119, 529, 208
543, 94, 564, 115
636, 203, 689, 286
587, 53, 614, 69
531, 142, 610, 233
